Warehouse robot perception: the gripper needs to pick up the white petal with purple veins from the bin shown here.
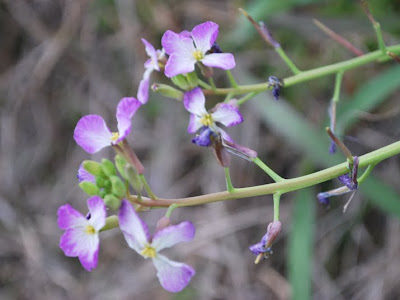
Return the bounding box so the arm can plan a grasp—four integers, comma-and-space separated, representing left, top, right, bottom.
153, 254, 195, 293
187, 114, 203, 134
191, 21, 219, 53
211, 103, 243, 127
73, 115, 112, 154
152, 221, 195, 252
118, 200, 149, 253
115, 97, 142, 143
161, 30, 195, 56
201, 53, 236, 70
87, 196, 106, 231
183, 87, 207, 116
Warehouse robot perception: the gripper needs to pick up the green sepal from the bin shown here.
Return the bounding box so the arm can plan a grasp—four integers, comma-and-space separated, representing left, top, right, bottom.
115, 154, 127, 179
98, 189, 107, 198
125, 164, 143, 193
82, 160, 104, 176
171, 74, 191, 90
186, 71, 199, 88
79, 181, 100, 196
110, 175, 126, 198
104, 194, 121, 210
101, 158, 117, 177
96, 176, 111, 189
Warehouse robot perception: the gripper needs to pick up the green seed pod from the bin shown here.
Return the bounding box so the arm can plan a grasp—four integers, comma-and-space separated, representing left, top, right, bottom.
152, 83, 183, 100
171, 74, 191, 90
114, 155, 127, 179
101, 158, 117, 177
104, 194, 121, 210
79, 181, 100, 196
110, 175, 126, 199
82, 160, 104, 176
125, 164, 143, 193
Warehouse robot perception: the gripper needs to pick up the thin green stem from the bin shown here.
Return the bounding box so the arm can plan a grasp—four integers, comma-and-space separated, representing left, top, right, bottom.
333, 71, 344, 103
139, 174, 157, 199
237, 92, 260, 105
165, 203, 179, 218
198, 79, 212, 89
127, 140, 400, 208
252, 157, 284, 182
358, 164, 376, 184
374, 23, 386, 55
224, 92, 235, 103
225, 167, 235, 193
226, 70, 239, 87
100, 215, 119, 231
202, 44, 400, 96
208, 77, 217, 91
273, 193, 281, 221
275, 47, 302, 74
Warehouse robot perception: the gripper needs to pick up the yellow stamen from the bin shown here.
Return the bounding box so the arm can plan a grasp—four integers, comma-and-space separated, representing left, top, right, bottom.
201, 114, 213, 126
85, 225, 96, 235
111, 132, 119, 142
141, 244, 157, 258
192, 50, 204, 61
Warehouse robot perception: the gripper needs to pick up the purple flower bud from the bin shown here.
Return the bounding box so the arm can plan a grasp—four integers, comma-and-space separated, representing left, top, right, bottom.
249, 221, 282, 259
267, 76, 282, 100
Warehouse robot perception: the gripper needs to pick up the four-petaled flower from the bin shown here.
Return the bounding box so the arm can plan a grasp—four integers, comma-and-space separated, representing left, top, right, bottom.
57, 196, 106, 271
137, 39, 165, 104
184, 87, 243, 147
119, 200, 196, 293
74, 97, 142, 154
161, 21, 235, 78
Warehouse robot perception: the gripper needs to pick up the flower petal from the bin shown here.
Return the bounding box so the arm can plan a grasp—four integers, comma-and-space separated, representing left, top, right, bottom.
77, 163, 95, 183
141, 38, 159, 71
161, 30, 195, 56
57, 204, 87, 230
211, 103, 243, 127
217, 128, 233, 143
137, 69, 152, 104
164, 54, 196, 78
87, 196, 106, 231
183, 87, 207, 116
152, 221, 195, 252
153, 254, 195, 293
78, 246, 99, 272
192, 127, 214, 147
201, 53, 236, 70
73, 115, 112, 154
187, 114, 203, 134
191, 21, 218, 53
115, 97, 142, 143
118, 199, 149, 253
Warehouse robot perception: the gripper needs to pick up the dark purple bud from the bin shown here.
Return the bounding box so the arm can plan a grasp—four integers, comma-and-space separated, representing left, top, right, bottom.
338, 174, 353, 189
317, 192, 330, 205
85, 212, 91, 220
267, 76, 282, 100
192, 127, 214, 147
209, 42, 222, 54
249, 221, 281, 258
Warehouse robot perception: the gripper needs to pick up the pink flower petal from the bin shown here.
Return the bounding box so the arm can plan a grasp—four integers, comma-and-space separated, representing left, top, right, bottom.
78, 247, 99, 272
201, 53, 236, 70
183, 88, 207, 116
164, 54, 196, 78
211, 103, 243, 127
77, 163, 95, 183
141, 38, 159, 71
118, 200, 149, 254
87, 196, 106, 231
115, 97, 142, 143
137, 69, 152, 104
153, 254, 195, 293
161, 30, 195, 56
74, 115, 112, 154
187, 114, 203, 134
191, 21, 219, 53
218, 128, 233, 143
152, 221, 195, 252
57, 204, 86, 230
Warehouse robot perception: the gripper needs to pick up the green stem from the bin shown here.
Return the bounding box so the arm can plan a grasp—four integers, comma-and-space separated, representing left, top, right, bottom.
139, 174, 157, 199
165, 203, 179, 218
237, 92, 260, 105
127, 140, 400, 207
225, 167, 235, 193
226, 70, 239, 87
333, 71, 344, 103
252, 157, 284, 182
373, 23, 386, 55
198, 79, 212, 89
100, 215, 119, 231
202, 44, 400, 96
209, 77, 217, 91
275, 47, 302, 74
273, 193, 281, 221
358, 164, 376, 184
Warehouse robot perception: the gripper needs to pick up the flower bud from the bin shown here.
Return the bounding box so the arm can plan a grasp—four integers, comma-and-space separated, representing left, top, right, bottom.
155, 216, 171, 232
249, 220, 282, 263
104, 194, 121, 210
114, 154, 127, 178
82, 160, 104, 176
152, 83, 183, 100
110, 176, 126, 199
171, 74, 191, 90
101, 158, 117, 177
79, 181, 100, 196
124, 164, 143, 193
96, 176, 111, 189
186, 71, 199, 88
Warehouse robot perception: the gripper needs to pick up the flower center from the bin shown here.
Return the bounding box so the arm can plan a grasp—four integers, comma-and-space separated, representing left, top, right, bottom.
141, 244, 157, 258
85, 225, 96, 235
201, 114, 213, 127
111, 132, 119, 142
192, 50, 204, 61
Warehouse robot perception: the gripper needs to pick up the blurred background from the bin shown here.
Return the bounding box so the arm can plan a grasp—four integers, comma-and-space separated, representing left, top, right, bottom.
1, 0, 400, 299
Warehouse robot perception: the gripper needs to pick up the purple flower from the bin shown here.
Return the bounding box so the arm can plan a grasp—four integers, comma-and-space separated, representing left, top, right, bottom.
74, 97, 142, 154
77, 163, 95, 183
184, 87, 243, 147
137, 39, 165, 104
119, 200, 195, 293
249, 221, 282, 263
161, 21, 235, 78
57, 196, 106, 271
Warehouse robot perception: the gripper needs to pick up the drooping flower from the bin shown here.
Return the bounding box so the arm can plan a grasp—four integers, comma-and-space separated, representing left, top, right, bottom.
119, 200, 195, 293
57, 196, 106, 271
74, 97, 141, 154
249, 220, 282, 264
137, 39, 165, 104
184, 87, 243, 147
161, 21, 235, 78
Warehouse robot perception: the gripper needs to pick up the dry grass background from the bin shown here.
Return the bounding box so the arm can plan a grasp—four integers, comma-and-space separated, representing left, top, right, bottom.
1, 1, 400, 299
